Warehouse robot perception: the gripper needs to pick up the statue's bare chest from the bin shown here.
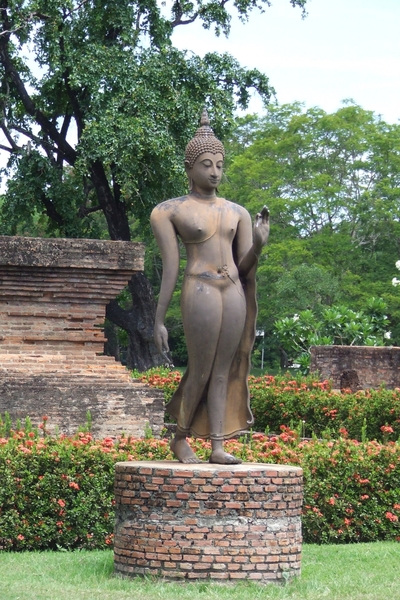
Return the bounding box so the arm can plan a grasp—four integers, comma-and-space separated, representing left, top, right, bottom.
172, 199, 239, 244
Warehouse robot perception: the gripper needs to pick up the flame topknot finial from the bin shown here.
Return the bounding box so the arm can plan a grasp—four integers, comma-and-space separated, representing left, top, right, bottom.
184, 108, 225, 168
200, 108, 210, 128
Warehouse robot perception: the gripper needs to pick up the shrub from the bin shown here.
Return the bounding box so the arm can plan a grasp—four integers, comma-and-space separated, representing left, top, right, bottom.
300, 436, 400, 543
0, 419, 399, 549
134, 367, 400, 442
0, 422, 172, 551
249, 373, 400, 442
274, 299, 391, 372
132, 367, 182, 402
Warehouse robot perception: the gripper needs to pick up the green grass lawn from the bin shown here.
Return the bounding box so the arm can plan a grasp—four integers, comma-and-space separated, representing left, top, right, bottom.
0, 543, 399, 600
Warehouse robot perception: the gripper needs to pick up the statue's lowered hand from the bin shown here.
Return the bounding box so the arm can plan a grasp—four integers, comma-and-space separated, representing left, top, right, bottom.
154, 323, 169, 355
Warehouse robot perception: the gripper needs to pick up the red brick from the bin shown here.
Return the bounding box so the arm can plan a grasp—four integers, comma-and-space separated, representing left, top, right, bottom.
151, 477, 164, 485
162, 485, 178, 492
208, 573, 229, 580
211, 564, 227, 571
221, 485, 235, 492
192, 563, 211, 571
182, 554, 200, 562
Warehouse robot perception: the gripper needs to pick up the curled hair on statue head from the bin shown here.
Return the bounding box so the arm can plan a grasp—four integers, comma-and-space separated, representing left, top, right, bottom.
185, 108, 225, 169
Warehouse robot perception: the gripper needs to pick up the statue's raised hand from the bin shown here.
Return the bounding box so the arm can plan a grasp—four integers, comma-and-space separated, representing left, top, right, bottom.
253, 206, 270, 251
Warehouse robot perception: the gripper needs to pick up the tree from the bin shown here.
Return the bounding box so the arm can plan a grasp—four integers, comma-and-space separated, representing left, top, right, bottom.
0, 0, 306, 369
220, 103, 400, 365
275, 264, 340, 316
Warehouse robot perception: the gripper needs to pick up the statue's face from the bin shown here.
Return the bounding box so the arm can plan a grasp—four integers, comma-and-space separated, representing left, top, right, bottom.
187, 152, 224, 194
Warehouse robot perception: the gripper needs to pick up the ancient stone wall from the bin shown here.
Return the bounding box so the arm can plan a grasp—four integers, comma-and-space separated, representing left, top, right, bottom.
0, 236, 164, 437
310, 345, 400, 390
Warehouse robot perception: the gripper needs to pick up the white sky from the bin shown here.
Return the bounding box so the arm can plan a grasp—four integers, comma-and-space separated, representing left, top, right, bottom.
170, 0, 400, 123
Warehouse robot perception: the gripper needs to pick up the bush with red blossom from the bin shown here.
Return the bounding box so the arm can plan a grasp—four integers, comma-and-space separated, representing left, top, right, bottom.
136, 368, 400, 442
0, 416, 399, 549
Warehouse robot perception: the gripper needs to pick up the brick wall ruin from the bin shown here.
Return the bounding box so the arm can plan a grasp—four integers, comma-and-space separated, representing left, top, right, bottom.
0, 236, 164, 437
310, 345, 400, 390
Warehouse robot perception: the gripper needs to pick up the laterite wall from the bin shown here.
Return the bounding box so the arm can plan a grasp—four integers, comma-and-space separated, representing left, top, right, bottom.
0, 236, 164, 437
310, 345, 400, 390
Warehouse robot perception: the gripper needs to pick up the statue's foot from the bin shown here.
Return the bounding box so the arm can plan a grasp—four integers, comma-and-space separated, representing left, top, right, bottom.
170, 437, 203, 464
209, 450, 242, 465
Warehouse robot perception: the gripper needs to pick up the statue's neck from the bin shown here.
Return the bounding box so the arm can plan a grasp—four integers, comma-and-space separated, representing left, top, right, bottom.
188, 191, 217, 201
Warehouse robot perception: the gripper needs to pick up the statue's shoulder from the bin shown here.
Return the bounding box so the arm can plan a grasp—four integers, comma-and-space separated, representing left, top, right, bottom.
221, 198, 250, 218
151, 196, 188, 217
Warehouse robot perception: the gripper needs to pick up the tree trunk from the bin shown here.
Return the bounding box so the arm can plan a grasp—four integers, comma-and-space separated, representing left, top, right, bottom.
86, 163, 161, 370
104, 320, 121, 362
106, 272, 165, 372
90, 160, 131, 241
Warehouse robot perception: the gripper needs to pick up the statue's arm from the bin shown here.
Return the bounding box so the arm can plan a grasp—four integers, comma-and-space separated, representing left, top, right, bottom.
150, 206, 180, 353
236, 206, 269, 278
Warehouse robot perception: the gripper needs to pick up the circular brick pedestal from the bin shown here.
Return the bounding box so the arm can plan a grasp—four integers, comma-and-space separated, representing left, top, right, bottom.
114, 461, 303, 583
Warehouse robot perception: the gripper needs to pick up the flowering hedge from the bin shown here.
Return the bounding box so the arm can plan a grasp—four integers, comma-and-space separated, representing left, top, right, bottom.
0, 419, 172, 552
1, 418, 399, 550
134, 368, 400, 442
132, 366, 181, 402
249, 374, 400, 442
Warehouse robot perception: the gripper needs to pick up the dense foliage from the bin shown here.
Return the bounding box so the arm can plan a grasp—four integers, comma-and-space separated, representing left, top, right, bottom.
219, 103, 400, 367
0, 416, 399, 549
135, 368, 400, 442
1, 0, 302, 239
0, 1, 307, 369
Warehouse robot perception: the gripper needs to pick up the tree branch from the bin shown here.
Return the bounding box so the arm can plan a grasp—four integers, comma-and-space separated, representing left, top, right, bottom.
78, 204, 101, 218
58, 28, 85, 139
0, 11, 51, 37
0, 1, 91, 36
40, 191, 65, 227
63, 0, 90, 20
0, 119, 18, 151
110, 161, 122, 205
0, 11, 77, 165
9, 124, 59, 155
58, 113, 72, 166
90, 159, 131, 240
0, 142, 16, 153
170, 0, 231, 28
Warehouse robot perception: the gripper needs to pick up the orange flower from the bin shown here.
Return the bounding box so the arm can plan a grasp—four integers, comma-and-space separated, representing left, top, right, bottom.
386, 512, 399, 522
381, 425, 394, 434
